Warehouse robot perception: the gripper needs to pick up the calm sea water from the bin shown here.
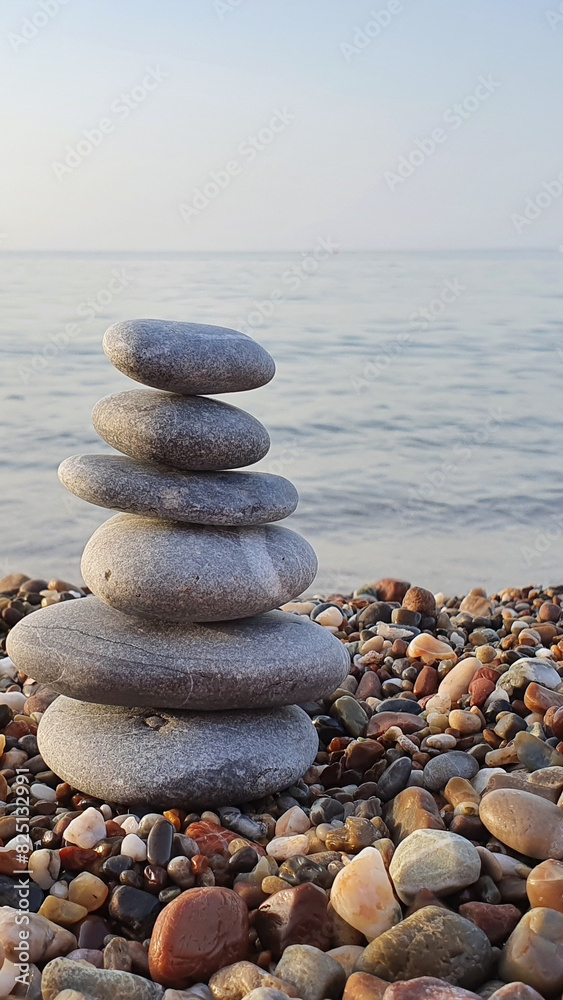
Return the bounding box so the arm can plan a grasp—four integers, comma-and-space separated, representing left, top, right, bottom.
0, 250, 561, 595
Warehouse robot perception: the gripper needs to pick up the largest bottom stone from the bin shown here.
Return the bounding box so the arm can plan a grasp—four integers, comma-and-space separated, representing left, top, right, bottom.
38, 697, 318, 808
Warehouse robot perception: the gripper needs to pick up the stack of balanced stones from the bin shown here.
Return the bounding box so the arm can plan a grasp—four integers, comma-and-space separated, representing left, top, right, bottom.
8, 320, 348, 808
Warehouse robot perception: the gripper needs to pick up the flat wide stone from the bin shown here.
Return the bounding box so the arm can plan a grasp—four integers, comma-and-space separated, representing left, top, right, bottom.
7, 597, 349, 710
103, 319, 275, 395
92, 390, 270, 471
38, 697, 319, 808
81, 514, 317, 622
59, 454, 298, 525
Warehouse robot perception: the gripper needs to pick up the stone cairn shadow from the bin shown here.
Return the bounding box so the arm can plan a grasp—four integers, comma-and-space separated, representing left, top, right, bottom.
8, 320, 348, 808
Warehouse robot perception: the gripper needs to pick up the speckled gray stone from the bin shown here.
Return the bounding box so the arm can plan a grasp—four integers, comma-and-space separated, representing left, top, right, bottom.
7, 597, 349, 709
103, 319, 275, 395
38, 698, 319, 808
81, 514, 317, 622
41, 957, 164, 1000
423, 750, 479, 792
496, 657, 561, 696
92, 390, 270, 471
58, 454, 298, 525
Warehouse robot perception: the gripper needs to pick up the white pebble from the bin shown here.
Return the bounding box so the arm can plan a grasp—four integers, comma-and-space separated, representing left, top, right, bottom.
426, 733, 457, 750
0, 692, 26, 712
121, 834, 147, 862
200, 810, 220, 825
100, 804, 113, 820
120, 816, 140, 835
266, 835, 309, 860
50, 880, 69, 898
316, 606, 344, 628
0, 658, 17, 680
64, 807, 107, 849
29, 848, 61, 890
30, 783, 57, 802
5, 834, 33, 853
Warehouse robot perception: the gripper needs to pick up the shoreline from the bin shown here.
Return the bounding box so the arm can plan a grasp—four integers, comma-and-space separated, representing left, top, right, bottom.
0, 572, 562, 997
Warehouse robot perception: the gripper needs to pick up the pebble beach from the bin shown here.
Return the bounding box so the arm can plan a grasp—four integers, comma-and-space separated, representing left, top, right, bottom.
0, 571, 562, 1000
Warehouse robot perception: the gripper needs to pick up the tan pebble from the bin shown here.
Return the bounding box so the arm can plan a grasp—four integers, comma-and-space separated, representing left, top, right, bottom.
261, 875, 288, 895
275, 806, 310, 837
326, 944, 366, 977
316, 606, 345, 627
68, 872, 109, 912
427, 733, 457, 750
444, 777, 480, 808
460, 588, 492, 617
449, 709, 482, 735
426, 712, 449, 732
476, 645, 497, 663
498, 907, 563, 997
38, 896, 88, 926
407, 634, 456, 665
527, 859, 563, 912
281, 600, 316, 614
266, 835, 309, 860
480, 789, 563, 859
476, 846, 504, 882
360, 636, 385, 653
330, 845, 401, 940
425, 692, 451, 714
438, 656, 482, 702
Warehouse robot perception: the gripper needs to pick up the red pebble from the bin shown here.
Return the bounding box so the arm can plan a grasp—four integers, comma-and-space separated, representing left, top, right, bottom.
468, 677, 495, 708
458, 901, 521, 945
149, 886, 248, 987
104, 821, 125, 838
184, 820, 265, 858
190, 854, 209, 874
545, 706, 563, 741
413, 665, 438, 698
59, 846, 98, 869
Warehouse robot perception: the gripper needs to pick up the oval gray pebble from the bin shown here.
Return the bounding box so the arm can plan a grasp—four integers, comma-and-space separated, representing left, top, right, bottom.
103, 318, 275, 395
92, 390, 270, 471
38, 698, 319, 808
7, 597, 348, 710
423, 750, 479, 792
81, 514, 318, 622
59, 454, 298, 525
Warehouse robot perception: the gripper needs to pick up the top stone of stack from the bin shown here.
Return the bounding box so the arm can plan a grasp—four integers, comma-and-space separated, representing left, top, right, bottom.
103, 319, 276, 395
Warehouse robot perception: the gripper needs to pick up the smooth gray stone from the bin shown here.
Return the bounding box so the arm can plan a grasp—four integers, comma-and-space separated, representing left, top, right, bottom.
81, 513, 317, 622
92, 389, 270, 471
103, 318, 275, 395
41, 957, 164, 1000
38, 697, 319, 808
7, 597, 349, 709
59, 454, 298, 525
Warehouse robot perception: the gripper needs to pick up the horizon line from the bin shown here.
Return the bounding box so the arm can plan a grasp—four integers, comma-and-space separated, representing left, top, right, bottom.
0, 246, 559, 255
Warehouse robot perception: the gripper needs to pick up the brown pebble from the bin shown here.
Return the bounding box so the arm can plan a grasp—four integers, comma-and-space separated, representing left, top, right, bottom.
148, 886, 249, 988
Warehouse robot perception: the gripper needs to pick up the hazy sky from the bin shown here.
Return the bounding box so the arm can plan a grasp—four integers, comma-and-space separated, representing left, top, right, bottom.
1, 0, 562, 250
